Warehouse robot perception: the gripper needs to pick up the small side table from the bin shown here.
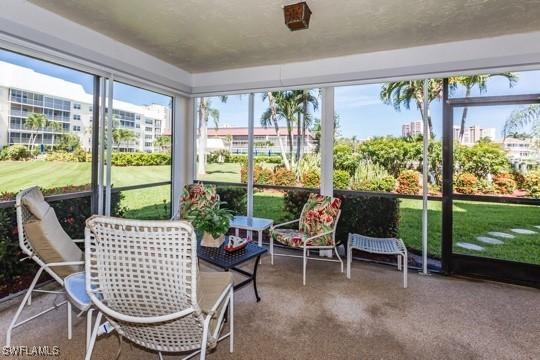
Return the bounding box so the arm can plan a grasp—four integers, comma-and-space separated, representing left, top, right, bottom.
347, 233, 408, 288
64, 272, 94, 351
229, 216, 273, 249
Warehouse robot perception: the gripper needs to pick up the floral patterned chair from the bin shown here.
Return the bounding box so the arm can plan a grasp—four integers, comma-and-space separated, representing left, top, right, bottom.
172, 183, 219, 220
270, 193, 343, 285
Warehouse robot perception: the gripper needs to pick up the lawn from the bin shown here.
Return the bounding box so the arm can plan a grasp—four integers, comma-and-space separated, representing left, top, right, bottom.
2, 160, 539, 265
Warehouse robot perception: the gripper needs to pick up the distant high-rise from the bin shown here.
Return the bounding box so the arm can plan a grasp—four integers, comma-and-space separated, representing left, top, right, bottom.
453, 125, 496, 145
402, 121, 424, 137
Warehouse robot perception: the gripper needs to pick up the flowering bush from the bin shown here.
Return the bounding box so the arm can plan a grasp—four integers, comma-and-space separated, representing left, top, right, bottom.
396, 170, 421, 195
493, 172, 517, 195
301, 170, 320, 188
240, 165, 274, 184
272, 167, 296, 186
454, 172, 478, 195
0, 145, 32, 161
524, 171, 540, 198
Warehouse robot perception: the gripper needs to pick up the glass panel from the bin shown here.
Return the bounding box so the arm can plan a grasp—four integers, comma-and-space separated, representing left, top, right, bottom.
108, 81, 173, 219
333, 81, 443, 263
449, 70, 538, 98
0, 48, 94, 195
194, 95, 248, 184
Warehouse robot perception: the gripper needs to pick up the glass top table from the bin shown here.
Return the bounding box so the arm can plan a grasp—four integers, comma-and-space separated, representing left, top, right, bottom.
229, 216, 273, 248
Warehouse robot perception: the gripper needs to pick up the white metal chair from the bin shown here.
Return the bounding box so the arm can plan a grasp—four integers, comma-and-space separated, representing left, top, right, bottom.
84, 216, 234, 360
6, 187, 85, 346
270, 193, 343, 285
347, 233, 408, 288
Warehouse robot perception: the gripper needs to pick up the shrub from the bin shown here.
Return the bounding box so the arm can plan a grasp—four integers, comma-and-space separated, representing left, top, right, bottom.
454, 172, 478, 195
396, 170, 421, 195
301, 170, 320, 188
493, 172, 517, 195
524, 171, 540, 198
454, 140, 509, 178
476, 179, 495, 194
351, 160, 396, 192
333, 170, 351, 190
1, 145, 32, 160
111, 152, 171, 166
0, 186, 123, 297
207, 150, 230, 164
45, 150, 89, 162
428, 183, 441, 195
216, 186, 247, 215
283, 189, 400, 245
511, 170, 526, 189
227, 154, 282, 165
272, 167, 296, 186
240, 165, 274, 184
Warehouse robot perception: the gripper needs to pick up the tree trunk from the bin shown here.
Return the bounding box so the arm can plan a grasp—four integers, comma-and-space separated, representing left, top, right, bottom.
197, 98, 207, 176
267, 92, 290, 170
300, 97, 307, 161
296, 111, 301, 163
286, 119, 294, 168
458, 87, 472, 143
418, 101, 433, 138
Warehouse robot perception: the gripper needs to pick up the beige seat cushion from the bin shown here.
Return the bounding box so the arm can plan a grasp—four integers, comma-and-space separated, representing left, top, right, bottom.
23, 206, 83, 278
197, 271, 233, 335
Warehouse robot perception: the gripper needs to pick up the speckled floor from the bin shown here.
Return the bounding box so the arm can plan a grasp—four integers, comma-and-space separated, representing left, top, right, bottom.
1, 253, 539, 360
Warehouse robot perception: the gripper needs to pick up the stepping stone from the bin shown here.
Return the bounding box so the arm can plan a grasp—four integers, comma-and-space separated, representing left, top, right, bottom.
510, 228, 537, 235
476, 236, 504, 245
488, 232, 515, 239
456, 242, 485, 251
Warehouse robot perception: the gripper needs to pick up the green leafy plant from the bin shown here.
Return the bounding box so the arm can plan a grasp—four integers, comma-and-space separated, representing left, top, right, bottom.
0, 145, 32, 161
351, 160, 396, 192
189, 202, 233, 239
333, 170, 351, 190
301, 170, 320, 188
216, 186, 247, 215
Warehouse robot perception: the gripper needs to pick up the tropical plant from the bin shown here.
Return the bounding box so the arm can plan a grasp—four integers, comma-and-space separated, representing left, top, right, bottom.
396, 170, 421, 195
454, 74, 517, 143
188, 202, 233, 239
24, 113, 63, 150
55, 133, 81, 152
197, 96, 227, 175
352, 160, 396, 192
291, 89, 319, 164
153, 135, 171, 152
261, 92, 290, 169
333, 170, 351, 190
0, 144, 32, 160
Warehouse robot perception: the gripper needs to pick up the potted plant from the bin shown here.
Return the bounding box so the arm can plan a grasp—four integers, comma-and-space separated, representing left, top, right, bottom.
189, 202, 233, 247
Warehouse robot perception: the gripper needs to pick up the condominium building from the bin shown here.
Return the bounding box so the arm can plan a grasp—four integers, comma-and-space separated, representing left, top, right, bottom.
0, 61, 170, 152
453, 125, 496, 145
497, 137, 539, 164
402, 121, 424, 137
205, 127, 316, 154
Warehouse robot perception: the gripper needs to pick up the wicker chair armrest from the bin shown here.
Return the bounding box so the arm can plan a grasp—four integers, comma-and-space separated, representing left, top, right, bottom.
72, 239, 84, 243
43, 260, 85, 268
210, 283, 233, 313
271, 219, 300, 229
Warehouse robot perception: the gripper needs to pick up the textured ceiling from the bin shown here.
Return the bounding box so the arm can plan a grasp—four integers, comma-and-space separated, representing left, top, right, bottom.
30, 0, 540, 73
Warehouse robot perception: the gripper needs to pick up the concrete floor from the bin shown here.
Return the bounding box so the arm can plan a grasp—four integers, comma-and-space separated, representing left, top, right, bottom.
1, 253, 539, 359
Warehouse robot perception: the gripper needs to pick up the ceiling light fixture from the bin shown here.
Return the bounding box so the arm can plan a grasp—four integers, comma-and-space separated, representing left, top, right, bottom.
283, 1, 312, 31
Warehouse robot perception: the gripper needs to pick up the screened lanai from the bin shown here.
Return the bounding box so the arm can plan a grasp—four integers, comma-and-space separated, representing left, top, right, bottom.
0, 1, 539, 359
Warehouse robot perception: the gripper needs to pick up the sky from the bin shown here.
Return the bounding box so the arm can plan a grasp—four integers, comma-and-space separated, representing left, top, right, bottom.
0, 49, 172, 107
2, 48, 539, 139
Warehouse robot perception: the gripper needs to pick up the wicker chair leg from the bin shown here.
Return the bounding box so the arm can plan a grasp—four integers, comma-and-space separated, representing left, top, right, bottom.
334, 246, 343, 273
67, 302, 72, 340
403, 249, 408, 289
85, 311, 102, 360
303, 247, 307, 286
200, 318, 211, 360
229, 288, 234, 353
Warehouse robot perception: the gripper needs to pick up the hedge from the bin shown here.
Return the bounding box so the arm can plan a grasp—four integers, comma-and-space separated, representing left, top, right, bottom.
283, 189, 400, 246
216, 186, 247, 215
41, 151, 171, 166
0, 186, 123, 298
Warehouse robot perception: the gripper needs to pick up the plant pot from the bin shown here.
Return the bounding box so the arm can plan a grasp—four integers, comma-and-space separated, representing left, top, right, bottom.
201, 232, 225, 248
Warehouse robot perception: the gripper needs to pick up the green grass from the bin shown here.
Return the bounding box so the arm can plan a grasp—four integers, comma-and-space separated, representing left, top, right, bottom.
2, 161, 539, 264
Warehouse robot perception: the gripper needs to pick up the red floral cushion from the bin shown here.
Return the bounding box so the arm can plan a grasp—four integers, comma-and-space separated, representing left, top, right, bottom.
180, 183, 218, 219
299, 194, 341, 246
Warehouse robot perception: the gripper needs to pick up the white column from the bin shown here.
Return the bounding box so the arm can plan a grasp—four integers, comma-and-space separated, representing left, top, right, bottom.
320, 87, 334, 197
320, 87, 335, 257
190, 98, 197, 181
421, 79, 429, 274
172, 95, 191, 218
247, 93, 255, 218
104, 75, 113, 216
97, 77, 106, 215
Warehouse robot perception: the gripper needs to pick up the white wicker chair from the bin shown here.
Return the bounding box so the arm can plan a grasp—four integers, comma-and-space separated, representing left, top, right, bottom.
6, 187, 85, 346
84, 216, 234, 360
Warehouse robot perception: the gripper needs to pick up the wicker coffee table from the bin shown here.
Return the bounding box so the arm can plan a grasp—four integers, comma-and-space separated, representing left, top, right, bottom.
198, 237, 267, 302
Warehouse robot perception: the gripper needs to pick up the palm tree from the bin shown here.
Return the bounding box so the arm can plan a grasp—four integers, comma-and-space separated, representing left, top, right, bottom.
153, 135, 171, 152
380, 79, 444, 136
24, 113, 47, 149
454, 74, 517, 142
197, 96, 227, 176
261, 92, 291, 169
503, 104, 540, 140
112, 128, 137, 150
380, 75, 517, 138
295, 89, 319, 163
